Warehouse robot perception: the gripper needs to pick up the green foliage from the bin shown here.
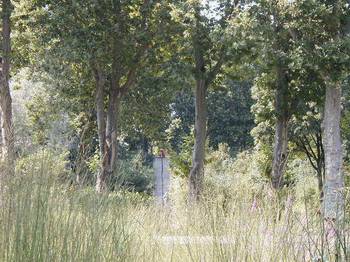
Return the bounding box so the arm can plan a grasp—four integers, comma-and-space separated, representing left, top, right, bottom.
168, 79, 254, 156
167, 90, 195, 153
16, 149, 69, 180
120, 69, 175, 145
117, 152, 154, 194
76, 149, 154, 194
26, 89, 61, 145
250, 141, 273, 179
208, 80, 254, 154
204, 144, 266, 206
202, 143, 324, 213
291, 158, 320, 209
169, 129, 194, 178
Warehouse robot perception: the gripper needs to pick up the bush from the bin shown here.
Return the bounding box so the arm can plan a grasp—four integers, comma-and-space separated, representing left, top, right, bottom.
169, 131, 194, 178
16, 149, 69, 181
113, 151, 154, 194
204, 144, 267, 209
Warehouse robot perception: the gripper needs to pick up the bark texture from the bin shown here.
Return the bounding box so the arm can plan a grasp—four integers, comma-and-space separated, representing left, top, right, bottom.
0, 0, 14, 174
189, 79, 207, 201
322, 85, 344, 220
93, 64, 122, 193
104, 88, 120, 187
271, 64, 289, 189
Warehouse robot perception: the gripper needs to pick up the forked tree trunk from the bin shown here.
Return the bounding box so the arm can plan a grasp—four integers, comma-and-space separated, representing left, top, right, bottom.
322, 84, 344, 221
271, 65, 289, 189
0, 0, 14, 175
93, 66, 121, 193
189, 79, 207, 201
91, 0, 147, 193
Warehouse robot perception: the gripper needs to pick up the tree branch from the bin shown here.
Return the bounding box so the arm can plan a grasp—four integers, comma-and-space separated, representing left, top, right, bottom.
206, 0, 238, 84
120, 42, 150, 95
112, 0, 155, 95
303, 134, 318, 161
296, 138, 318, 171
207, 46, 226, 84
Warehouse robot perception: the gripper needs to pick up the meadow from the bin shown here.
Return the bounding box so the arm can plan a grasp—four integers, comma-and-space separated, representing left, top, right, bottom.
0, 152, 348, 262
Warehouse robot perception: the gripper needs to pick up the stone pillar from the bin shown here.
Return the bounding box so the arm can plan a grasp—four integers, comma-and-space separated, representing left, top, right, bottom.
153, 156, 170, 205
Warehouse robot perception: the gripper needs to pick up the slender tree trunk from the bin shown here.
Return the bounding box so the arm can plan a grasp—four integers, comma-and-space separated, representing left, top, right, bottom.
0, 0, 14, 174
105, 88, 120, 177
93, 64, 109, 193
322, 84, 344, 221
316, 142, 325, 201
189, 79, 207, 201
316, 165, 324, 201
271, 65, 289, 189
317, 131, 325, 201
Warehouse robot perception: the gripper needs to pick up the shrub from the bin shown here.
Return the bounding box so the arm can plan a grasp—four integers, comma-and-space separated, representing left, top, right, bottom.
168, 131, 194, 178
113, 151, 154, 194
16, 149, 69, 180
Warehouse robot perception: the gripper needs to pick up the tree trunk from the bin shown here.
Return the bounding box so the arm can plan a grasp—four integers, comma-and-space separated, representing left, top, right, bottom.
189, 79, 207, 201
316, 165, 324, 201
322, 84, 344, 220
105, 88, 120, 176
93, 63, 122, 193
271, 65, 289, 189
93, 64, 108, 193
271, 117, 288, 189
316, 148, 325, 201
317, 131, 325, 201
0, 0, 14, 174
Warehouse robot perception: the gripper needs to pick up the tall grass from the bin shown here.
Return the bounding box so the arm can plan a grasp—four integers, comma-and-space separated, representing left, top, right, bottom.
0, 157, 349, 261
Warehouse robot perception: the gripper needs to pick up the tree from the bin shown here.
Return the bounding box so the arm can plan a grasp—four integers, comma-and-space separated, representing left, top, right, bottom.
173, 0, 240, 200
245, 1, 297, 189
168, 80, 254, 156
0, 0, 15, 175
289, 0, 350, 222
86, 0, 161, 193
22, 0, 174, 192
321, 0, 350, 222
244, 1, 349, 194
250, 0, 350, 219
293, 116, 325, 200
